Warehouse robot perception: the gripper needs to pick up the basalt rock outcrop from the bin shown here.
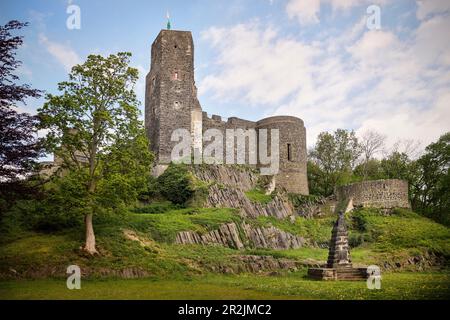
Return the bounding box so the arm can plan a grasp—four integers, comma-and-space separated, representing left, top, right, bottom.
175, 222, 306, 250
203, 255, 308, 274
206, 184, 294, 219
192, 165, 258, 191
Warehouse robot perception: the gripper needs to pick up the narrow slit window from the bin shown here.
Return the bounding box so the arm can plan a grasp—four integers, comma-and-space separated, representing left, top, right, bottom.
287, 143, 292, 161
174, 72, 178, 80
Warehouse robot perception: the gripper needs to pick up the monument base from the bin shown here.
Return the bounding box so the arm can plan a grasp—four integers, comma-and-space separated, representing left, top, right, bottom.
308, 267, 368, 281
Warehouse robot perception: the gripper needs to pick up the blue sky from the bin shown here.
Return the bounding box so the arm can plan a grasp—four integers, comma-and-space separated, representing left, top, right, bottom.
1, 0, 449, 153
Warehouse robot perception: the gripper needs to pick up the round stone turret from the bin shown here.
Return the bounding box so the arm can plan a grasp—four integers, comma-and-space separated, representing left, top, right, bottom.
256, 116, 309, 195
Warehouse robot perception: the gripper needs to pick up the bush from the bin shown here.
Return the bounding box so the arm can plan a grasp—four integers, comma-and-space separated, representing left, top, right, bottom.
157, 164, 194, 204
1, 198, 82, 234
133, 201, 183, 214
156, 163, 209, 206
288, 193, 322, 209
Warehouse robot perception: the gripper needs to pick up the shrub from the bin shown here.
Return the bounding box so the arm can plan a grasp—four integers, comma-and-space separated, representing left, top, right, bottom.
133, 201, 183, 214
157, 163, 209, 206
157, 164, 194, 204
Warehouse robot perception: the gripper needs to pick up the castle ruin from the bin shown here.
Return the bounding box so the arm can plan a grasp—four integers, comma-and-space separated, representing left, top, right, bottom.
335, 179, 411, 211
145, 29, 309, 195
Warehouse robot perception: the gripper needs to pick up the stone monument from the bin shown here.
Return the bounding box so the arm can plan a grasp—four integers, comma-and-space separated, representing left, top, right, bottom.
308, 211, 368, 280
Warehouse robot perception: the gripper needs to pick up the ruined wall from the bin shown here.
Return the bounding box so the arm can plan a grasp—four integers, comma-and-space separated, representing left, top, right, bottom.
335, 179, 410, 209
202, 113, 257, 166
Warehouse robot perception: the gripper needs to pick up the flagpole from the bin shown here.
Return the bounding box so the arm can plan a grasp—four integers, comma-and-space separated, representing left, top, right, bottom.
166, 11, 171, 30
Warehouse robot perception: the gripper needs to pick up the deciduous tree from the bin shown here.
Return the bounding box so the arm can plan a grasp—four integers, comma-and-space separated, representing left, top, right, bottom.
38, 52, 153, 254
0, 21, 42, 182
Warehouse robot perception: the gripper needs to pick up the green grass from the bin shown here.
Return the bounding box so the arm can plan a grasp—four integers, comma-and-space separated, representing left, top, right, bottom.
246, 247, 328, 261
132, 201, 183, 214
254, 215, 334, 245
116, 207, 241, 243
0, 271, 448, 300
350, 208, 450, 256
245, 188, 274, 205
201, 271, 450, 300
0, 278, 291, 300
0, 204, 449, 297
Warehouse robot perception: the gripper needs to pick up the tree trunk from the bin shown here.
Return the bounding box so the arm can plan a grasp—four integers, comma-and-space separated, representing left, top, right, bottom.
83, 213, 98, 255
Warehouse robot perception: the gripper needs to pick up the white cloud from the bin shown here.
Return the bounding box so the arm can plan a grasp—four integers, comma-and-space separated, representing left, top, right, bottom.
200, 22, 318, 105
285, 0, 389, 25
416, 0, 450, 20
39, 34, 81, 72
199, 5, 450, 148
286, 0, 321, 25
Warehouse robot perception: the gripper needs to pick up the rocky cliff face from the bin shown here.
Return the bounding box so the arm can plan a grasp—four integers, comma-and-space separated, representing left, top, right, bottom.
192, 165, 295, 219
175, 222, 307, 250
180, 165, 306, 250
206, 185, 294, 219
192, 165, 258, 191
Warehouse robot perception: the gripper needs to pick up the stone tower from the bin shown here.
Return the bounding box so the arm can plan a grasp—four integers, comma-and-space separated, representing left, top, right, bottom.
145, 30, 202, 169
256, 116, 308, 195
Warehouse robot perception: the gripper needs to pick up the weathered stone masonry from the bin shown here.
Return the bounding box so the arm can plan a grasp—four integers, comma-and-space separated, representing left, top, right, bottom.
335, 179, 411, 210
145, 29, 309, 195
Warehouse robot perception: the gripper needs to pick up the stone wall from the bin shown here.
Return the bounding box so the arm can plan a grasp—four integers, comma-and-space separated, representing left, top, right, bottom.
200, 114, 310, 195
201, 113, 258, 166
335, 179, 410, 210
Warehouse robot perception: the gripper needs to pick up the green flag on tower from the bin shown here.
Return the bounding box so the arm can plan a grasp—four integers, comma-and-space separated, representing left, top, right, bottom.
166, 11, 171, 30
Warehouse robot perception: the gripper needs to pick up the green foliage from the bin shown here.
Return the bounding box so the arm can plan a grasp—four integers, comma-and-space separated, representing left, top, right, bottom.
309, 129, 449, 225
310, 129, 361, 173
353, 159, 384, 180
308, 129, 361, 196
37, 52, 152, 212
306, 161, 330, 196
288, 193, 323, 211
157, 164, 202, 205
133, 202, 183, 214
36, 52, 154, 251
245, 188, 274, 205
414, 132, 450, 225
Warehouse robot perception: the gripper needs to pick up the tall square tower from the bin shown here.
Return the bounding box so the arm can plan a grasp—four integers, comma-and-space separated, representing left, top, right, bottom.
145, 30, 202, 165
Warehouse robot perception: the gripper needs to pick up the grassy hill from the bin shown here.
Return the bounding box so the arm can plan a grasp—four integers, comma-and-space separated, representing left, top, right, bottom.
0, 204, 449, 299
